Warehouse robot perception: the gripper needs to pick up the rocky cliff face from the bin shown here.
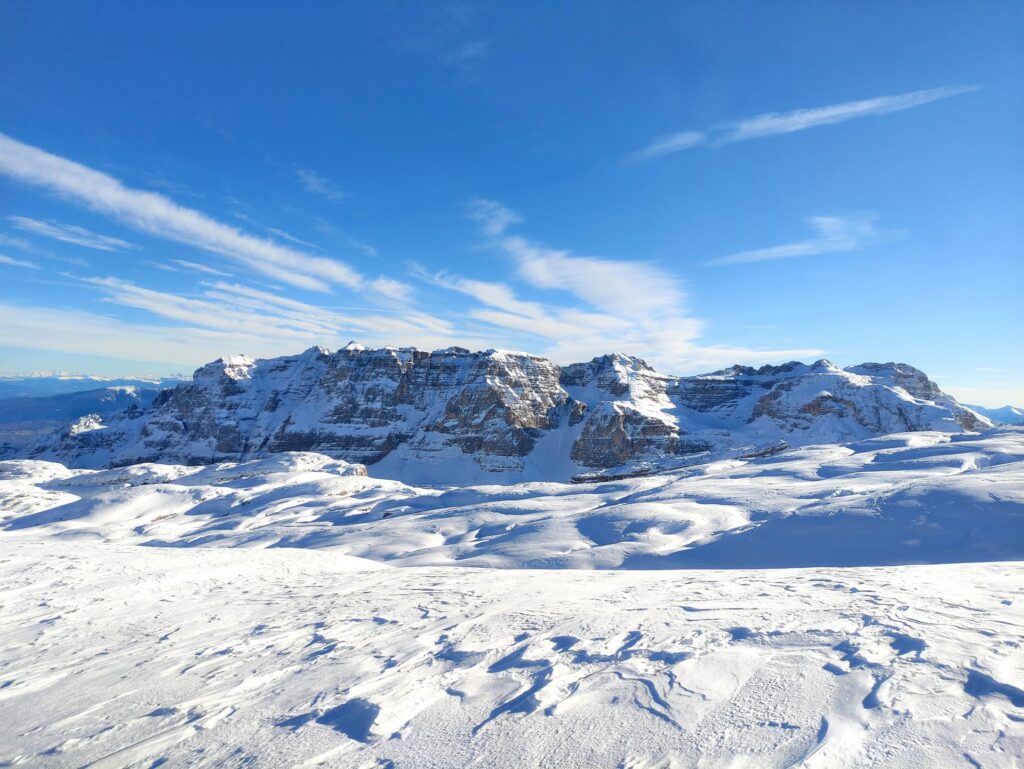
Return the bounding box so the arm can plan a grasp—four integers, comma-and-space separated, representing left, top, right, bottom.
33, 345, 991, 482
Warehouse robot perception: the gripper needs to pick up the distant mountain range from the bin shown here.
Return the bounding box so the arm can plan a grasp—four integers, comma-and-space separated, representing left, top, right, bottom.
0, 373, 184, 400
0, 386, 165, 456
21, 345, 992, 484
964, 404, 1024, 425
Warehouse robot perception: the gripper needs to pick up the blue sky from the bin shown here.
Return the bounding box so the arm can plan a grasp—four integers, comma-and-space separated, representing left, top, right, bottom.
0, 2, 1021, 406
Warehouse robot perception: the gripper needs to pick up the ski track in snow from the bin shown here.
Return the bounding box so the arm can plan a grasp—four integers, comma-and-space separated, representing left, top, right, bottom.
0, 428, 1021, 767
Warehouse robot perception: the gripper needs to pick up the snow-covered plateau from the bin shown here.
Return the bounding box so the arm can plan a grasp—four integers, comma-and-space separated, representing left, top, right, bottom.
1, 426, 1023, 767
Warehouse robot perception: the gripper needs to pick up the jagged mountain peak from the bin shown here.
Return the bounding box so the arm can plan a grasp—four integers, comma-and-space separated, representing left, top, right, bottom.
593, 352, 656, 371
192, 354, 256, 383
707, 360, 818, 378
845, 361, 929, 377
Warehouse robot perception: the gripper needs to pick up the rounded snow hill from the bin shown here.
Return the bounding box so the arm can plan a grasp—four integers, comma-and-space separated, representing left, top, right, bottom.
2, 428, 1022, 569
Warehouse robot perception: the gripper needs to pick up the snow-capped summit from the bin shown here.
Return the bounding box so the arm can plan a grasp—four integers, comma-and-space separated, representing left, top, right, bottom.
193, 355, 256, 385
29, 345, 990, 482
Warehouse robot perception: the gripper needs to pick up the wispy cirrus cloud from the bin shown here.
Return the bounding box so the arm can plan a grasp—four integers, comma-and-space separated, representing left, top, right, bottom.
707, 214, 897, 266
294, 168, 347, 204
0, 231, 88, 267
630, 131, 706, 160
171, 259, 232, 277
434, 198, 823, 371
8, 215, 135, 251
313, 218, 379, 258
0, 231, 44, 254
0, 253, 39, 269
0, 194, 823, 372
428, 270, 623, 342
0, 133, 364, 292
266, 227, 321, 250
370, 276, 416, 302
631, 85, 981, 160
468, 198, 521, 236
390, 3, 490, 82
469, 198, 684, 316
0, 273, 496, 367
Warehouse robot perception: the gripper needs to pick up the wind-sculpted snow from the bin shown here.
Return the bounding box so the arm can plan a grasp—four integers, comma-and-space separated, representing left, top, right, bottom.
2, 430, 1023, 767
28, 346, 990, 483
0, 543, 1021, 768
3, 428, 1022, 568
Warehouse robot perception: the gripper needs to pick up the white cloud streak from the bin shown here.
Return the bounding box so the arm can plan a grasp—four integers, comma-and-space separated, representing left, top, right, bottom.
708, 214, 892, 266
0, 273, 504, 368
632, 85, 981, 160
440, 198, 824, 372
171, 259, 232, 276
8, 216, 135, 251
0, 133, 364, 292
503, 235, 684, 318
0, 253, 39, 269
266, 227, 321, 249
370, 276, 416, 302
631, 131, 705, 160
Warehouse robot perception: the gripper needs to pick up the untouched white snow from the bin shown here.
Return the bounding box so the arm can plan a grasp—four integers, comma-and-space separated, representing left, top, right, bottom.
0, 428, 1022, 767
0, 544, 1021, 768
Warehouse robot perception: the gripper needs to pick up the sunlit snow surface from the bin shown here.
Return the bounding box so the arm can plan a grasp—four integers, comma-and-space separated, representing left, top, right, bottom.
1, 428, 1023, 767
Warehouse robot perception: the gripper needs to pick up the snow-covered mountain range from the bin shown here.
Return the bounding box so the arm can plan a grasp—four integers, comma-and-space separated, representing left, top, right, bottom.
29, 345, 989, 483
966, 403, 1024, 425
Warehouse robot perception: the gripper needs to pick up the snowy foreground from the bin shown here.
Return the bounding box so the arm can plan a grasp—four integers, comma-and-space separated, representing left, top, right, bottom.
1, 545, 1023, 768
1, 428, 1023, 767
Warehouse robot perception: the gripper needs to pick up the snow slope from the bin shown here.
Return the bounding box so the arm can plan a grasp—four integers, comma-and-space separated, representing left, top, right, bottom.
0, 542, 1021, 768
2, 429, 1022, 767
5, 428, 1022, 568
